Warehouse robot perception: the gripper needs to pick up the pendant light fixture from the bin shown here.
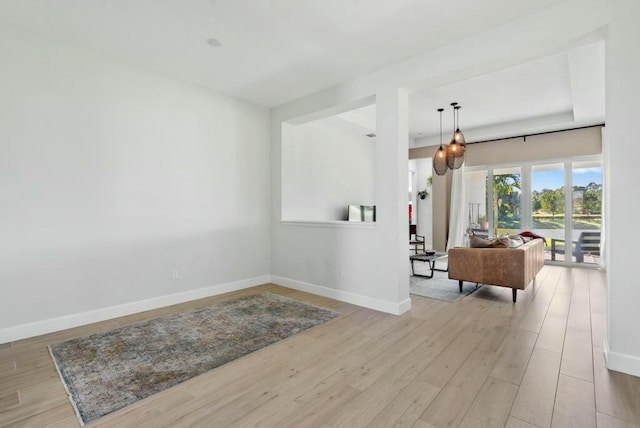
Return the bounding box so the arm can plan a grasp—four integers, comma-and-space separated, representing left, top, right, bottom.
432, 108, 448, 176
453, 104, 466, 145
446, 102, 465, 170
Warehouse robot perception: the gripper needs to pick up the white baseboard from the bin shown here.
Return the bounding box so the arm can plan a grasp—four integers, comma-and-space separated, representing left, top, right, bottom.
0, 275, 271, 344
604, 338, 640, 378
271, 275, 411, 315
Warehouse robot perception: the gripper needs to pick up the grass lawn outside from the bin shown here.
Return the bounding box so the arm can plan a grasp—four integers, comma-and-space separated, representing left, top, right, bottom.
494, 214, 601, 249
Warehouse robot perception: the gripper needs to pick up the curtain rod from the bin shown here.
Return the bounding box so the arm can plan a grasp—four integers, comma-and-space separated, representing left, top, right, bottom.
467, 123, 605, 145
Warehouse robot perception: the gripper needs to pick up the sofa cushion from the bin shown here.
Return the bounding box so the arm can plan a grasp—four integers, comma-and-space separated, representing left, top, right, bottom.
470, 235, 523, 248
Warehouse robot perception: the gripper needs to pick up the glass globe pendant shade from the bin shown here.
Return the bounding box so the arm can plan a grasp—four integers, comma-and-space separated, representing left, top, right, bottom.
433, 145, 448, 176
453, 104, 466, 145
432, 107, 448, 175
446, 103, 465, 169
446, 139, 464, 169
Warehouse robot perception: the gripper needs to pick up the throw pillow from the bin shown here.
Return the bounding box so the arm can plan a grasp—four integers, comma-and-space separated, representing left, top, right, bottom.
494, 236, 523, 248
493, 236, 512, 248
508, 235, 525, 246
519, 230, 545, 241
470, 235, 494, 248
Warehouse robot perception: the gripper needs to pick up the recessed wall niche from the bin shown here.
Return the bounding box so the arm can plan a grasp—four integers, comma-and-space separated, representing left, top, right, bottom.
281, 102, 376, 222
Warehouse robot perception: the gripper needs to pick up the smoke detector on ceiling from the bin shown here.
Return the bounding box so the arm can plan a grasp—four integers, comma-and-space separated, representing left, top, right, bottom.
206, 38, 222, 48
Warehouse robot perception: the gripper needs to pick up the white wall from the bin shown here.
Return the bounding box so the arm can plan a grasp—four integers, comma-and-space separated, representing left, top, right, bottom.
414, 158, 433, 248
282, 121, 375, 221
272, 89, 411, 315
0, 27, 271, 341
604, 0, 640, 377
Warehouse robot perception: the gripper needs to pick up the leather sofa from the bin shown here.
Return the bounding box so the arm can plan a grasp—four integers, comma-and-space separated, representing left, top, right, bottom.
447, 238, 544, 302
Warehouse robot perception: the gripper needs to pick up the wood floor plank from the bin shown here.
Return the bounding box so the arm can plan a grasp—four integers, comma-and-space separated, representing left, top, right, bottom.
490, 328, 538, 385
348, 316, 426, 363
0, 360, 16, 377
535, 313, 567, 354
546, 286, 572, 318
561, 327, 593, 381
277, 382, 360, 428
5, 403, 75, 428
0, 391, 20, 412
567, 301, 591, 332
171, 388, 278, 428
570, 271, 590, 303
417, 330, 483, 388
588, 270, 606, 315
367, 379, 439, 428
326, 356, 426, 427
594, 346, 640, 425
551, 374, 596, 428
0, 365, 59, 395
412, 419, 437, 428
505, 416, 539, 428
0, 379, 68, 427
95, 386, 196, 427
588, 270, 606, 349
596, 412, 640, 428
473, 302, 521, 355
519, 302, 553, 334
44, 416, 82, 428
231, 354, 366, 427
458, 376, 518, 428
510, 348, 562, 427
420, 350, 497, 428
590, 309, 606, 350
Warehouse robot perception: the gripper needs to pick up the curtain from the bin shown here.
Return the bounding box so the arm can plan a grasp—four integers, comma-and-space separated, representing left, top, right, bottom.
447, 165, 467, 250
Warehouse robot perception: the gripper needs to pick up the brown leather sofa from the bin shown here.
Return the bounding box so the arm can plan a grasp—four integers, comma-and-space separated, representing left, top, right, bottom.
447, 238, 544, 302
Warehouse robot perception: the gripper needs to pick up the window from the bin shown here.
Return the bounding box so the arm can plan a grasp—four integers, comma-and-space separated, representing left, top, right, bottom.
465, 156, 602, 266
531, 163, 565, 256
492, 167, 522, 237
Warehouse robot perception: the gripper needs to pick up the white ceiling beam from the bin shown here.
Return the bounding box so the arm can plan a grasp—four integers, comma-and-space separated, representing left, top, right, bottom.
568, 41, 606, 122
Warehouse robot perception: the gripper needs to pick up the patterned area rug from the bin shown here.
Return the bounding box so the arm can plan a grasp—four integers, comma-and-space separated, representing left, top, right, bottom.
49, 292, 338, 426
410, 258, 481, 302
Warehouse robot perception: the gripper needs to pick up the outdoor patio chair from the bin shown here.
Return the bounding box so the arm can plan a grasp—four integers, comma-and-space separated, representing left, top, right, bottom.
551, 231, 601, 263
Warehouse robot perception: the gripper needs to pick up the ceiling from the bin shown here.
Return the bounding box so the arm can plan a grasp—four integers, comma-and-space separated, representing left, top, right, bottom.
409, 41, 605, 145
0, 0, 604, 143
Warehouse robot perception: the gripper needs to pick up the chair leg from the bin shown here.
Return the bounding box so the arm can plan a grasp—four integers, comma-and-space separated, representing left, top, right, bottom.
512, 288, 517, 303
459, 280, 463, 293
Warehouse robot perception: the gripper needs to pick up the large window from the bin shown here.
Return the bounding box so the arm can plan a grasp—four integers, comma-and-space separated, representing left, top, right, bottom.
570, 160, 602, 265
531, 163, 565, 257
493, 167, 522, 236
464, 156, 602, 267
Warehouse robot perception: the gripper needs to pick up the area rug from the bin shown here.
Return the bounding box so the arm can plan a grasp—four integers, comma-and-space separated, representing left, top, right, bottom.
48, 292, 338, 426
410, 259, 481, 302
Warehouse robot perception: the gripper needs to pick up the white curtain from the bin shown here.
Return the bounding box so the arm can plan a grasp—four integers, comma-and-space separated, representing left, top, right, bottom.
447, 165, 467, 250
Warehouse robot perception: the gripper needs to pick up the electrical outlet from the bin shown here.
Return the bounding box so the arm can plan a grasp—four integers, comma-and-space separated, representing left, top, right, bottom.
171, 268, 179, 280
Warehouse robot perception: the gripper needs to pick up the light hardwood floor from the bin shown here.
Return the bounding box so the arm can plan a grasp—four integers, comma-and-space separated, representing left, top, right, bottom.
2, 265, 640, 427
